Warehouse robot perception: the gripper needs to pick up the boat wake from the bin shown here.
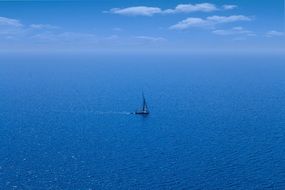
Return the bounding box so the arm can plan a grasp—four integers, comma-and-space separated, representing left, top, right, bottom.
90, 111, 132, 115
11, 109, 133, 115
54, 110, 133, 115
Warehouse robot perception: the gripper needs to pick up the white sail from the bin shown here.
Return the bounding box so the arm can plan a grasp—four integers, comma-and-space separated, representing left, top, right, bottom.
135, 93, 150, 115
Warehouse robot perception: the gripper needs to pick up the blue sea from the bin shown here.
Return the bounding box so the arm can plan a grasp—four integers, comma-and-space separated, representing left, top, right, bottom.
0, 52, 285, 190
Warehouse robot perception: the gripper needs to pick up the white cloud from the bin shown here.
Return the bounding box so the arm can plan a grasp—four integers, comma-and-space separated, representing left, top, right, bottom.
108, 3, 220, 16
134, 36, 166, 42
265, 30, 284, 37
31, 32, 98, 43
163, 3, 217, 14
213, 27, 255, 36
107, 3, 243, 16
109, 6, 162, 16
124, 36, 167, 47
0, 16, 61, 38
170, 15, 252, 30
170, 18, 209, 29
0, 16, 170, 50
30, 24, 59, 30
223, 5, 238, 10
0, 17, 25, 36
0, 17, 97, 44
0, 17, 23, 27
207, 15, 252, 23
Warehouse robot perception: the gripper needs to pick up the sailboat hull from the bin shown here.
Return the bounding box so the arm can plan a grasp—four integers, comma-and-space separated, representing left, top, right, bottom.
135, 111, 149, 115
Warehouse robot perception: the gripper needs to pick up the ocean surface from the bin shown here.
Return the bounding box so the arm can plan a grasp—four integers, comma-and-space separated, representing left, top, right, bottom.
0, 52, 285, 190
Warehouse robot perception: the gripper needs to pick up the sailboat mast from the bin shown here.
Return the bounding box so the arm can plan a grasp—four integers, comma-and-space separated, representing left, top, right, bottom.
134, 92, 150, 115
142, 93, 148, 111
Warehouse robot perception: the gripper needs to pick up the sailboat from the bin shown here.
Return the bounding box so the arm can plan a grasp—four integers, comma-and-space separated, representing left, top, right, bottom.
135, 93, 150, 115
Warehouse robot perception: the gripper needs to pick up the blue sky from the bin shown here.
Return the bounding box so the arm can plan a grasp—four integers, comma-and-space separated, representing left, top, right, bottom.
0, 0, 284, 52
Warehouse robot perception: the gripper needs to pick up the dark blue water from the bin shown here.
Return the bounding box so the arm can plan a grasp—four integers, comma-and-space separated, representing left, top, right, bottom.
0, 52, 285, 190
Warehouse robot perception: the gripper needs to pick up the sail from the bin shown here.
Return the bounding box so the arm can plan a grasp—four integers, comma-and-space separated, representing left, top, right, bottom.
143, 97, 148, 112
135, 92, 149, 115
142, 94, 149, 113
